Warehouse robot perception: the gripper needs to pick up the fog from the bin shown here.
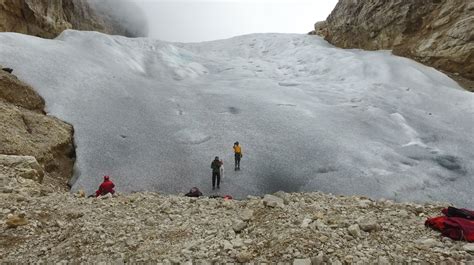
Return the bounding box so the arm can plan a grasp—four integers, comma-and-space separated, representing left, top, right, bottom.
129, 0, 338, 42
87, 0, 149, 37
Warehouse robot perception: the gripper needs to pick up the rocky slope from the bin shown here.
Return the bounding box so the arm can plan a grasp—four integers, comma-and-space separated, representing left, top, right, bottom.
0, 0, 147, 38
0, 68, 75, 189
311, 0, 474, 86
1, 167, 473, 264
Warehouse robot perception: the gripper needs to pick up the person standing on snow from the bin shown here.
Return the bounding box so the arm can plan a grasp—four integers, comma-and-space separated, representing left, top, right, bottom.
211, 156, 223, 190
95, 175, 115, 197
233, 142, 243, 170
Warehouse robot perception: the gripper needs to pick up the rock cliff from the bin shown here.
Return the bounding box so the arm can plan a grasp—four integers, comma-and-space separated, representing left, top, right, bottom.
0, 68, 75, 189
0, 0, 147, 38
312, 0, 474, 84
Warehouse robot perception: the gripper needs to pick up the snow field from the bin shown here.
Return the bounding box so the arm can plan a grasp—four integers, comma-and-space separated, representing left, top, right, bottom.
0, 31, 472, 206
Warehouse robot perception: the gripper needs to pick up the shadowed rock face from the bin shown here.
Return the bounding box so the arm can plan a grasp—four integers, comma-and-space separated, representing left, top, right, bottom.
0, 0, 148, 38
312, 0, 474, 81
0, 69, 75, 189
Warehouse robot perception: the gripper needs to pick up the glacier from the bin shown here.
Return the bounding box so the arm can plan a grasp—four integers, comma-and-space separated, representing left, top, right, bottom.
0, 30, 473, 206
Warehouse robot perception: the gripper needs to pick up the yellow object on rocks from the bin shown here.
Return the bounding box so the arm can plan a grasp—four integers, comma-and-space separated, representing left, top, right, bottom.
6, 213, 28, 228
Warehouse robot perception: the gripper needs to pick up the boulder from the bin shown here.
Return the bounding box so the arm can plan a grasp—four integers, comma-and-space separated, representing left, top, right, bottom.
240, 209, 254, 221
231, 238, 244, 248
463, 243, 474, 253
0, 70, 75, 189
415, 238, 440, 249
232, 219, 247, 233
0, 155, 44, 183
347, 224, 361, 238
311, 253, 325, 265
263, 194, 285, 208
312, 21, 328, 37
377, 256, 390, 265
236, 251, 252, 262
222, 240, 233, 250
358, 219, 379, 232
273, 191, 291, 204
300, 218, 312, 228
99, 193, 113, 200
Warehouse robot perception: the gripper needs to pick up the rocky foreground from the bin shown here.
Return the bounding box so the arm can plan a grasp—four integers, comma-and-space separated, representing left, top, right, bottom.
2, 168, 474, 264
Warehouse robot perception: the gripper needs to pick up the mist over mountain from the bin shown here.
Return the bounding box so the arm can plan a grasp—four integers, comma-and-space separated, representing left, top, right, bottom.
0, 0, 148, 38
87, 0, 149, 37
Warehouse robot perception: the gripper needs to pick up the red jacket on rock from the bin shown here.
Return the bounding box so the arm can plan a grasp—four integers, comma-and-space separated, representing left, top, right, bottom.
95, 176, 115, 197
426, 207, 474, 242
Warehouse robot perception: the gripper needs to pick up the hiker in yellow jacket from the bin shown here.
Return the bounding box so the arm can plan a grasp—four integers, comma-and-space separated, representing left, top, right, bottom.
233, 141, 243, 171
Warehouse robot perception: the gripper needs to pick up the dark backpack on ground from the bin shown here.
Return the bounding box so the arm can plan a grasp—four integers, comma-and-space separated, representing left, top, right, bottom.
185, 187, 202, 197
443, 207, 474, 220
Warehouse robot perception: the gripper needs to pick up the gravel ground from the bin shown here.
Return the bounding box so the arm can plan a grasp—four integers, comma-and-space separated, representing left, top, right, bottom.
2, 180, 473, 264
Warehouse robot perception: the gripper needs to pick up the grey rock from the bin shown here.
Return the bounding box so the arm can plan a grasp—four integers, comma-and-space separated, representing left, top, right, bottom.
293, 258, 312, 265
240, 209, 254, 221
311, 252, 325, 265
301, 218, 312, 228
274, 191, 291, 204
99, 193, 113, 199
358, 199, 372, 208
232, 220, 247, 233
358, 219, 378, 232
378, 256, 390, 265
236, 251, 252, 262
223, 240, 233, 250
348, 224, 361, 238
415, 238, 440, 249
263, 194, 285, 208
397, 210, 409, 217
232, 238, 244, 248
463, 243, 474, 253
0, 155, 44, 183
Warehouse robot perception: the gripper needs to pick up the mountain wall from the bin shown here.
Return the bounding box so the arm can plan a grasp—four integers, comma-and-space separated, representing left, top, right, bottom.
0, 68, 75, 189
311, 0, 474, 82
0, 0, 147, 38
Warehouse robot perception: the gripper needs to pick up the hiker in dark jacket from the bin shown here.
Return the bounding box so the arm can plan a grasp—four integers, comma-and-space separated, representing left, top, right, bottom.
211, 156, 223, 190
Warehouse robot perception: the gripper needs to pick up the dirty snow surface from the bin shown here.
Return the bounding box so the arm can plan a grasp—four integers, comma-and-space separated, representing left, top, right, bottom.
1, 31, 473, 206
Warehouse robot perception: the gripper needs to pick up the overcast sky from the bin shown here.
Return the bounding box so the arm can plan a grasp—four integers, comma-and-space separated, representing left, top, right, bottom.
131, 0, 338, 42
